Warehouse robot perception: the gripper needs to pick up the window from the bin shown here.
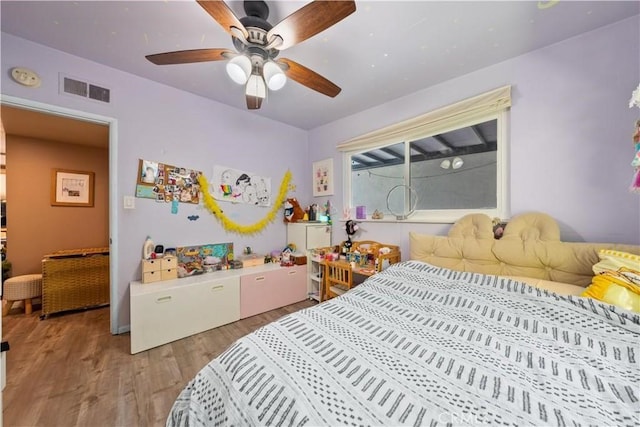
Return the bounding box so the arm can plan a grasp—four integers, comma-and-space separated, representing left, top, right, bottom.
339, 86, 510, 223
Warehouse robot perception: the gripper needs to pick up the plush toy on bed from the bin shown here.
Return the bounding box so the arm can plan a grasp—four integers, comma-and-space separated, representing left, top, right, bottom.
492, 217, 507, 239
283, 198, 305, 223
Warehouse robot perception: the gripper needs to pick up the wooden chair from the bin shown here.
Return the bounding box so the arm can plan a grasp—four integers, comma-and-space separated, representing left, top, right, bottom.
325, 261, 353, 299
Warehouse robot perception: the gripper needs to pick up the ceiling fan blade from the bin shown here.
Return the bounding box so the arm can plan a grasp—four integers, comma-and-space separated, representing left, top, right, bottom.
196, 0, 249, 41
146, 48, 234, 65
246, 95, 263, 110
267, 1, 356, 51
277, 58, 341, 98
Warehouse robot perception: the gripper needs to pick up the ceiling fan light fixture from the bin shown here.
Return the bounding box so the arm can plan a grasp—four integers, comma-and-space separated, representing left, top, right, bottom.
246, 73, 267, 99
226, 55, 251, 85
263, 61, 286, 91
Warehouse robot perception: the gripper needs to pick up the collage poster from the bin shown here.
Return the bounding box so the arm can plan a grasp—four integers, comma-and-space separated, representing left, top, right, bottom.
135, 159, 202, 204
211, 165, 272, 207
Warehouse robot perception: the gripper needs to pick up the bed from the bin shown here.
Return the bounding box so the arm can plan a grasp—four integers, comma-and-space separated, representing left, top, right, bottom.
167, 213, 640, 426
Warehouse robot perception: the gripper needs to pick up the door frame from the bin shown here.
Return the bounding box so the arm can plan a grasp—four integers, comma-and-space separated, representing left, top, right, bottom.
0, 94, 120, 334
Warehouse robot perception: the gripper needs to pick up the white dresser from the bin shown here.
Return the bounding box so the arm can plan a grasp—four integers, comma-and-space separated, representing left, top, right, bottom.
130, 263, 308, 354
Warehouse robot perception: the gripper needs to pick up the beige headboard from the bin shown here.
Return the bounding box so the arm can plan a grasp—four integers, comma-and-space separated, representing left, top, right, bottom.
410, 212, 640, 287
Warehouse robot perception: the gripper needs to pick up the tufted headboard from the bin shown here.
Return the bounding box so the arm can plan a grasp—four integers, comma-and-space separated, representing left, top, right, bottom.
410, 212, 640, 287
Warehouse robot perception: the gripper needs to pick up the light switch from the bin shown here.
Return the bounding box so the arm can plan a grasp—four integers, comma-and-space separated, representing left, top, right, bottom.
124, 196, 135, 209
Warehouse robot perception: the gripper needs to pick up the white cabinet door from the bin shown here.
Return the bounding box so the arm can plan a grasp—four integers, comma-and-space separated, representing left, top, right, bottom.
130, 276, 240, 354
288, 223, 331, 251
306, 225, 331, 249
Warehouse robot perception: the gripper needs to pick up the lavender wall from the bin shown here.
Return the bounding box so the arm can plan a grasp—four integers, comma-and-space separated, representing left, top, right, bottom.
1, 33, 309, 331
1, 16, 639, 332
309, 16, 640, 255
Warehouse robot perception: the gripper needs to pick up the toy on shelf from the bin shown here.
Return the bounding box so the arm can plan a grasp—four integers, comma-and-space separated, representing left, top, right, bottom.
284, 198, 305, 222
324, 200, 333, 224
371, 209, 384, 220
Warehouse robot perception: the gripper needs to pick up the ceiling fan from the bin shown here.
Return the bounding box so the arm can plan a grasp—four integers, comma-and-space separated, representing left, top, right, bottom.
146, 0, 356, 110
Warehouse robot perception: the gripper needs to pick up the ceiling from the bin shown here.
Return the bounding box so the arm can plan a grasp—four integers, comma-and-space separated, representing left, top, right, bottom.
351, 119, 497, 170
1, 1, 638, 131
1, 105, 109, 148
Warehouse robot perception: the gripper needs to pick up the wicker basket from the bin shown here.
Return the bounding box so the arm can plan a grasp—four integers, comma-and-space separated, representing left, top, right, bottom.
41, 247, 110, 318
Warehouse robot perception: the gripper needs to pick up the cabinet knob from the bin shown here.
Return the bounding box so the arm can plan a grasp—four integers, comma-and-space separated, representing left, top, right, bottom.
156, 296, 172, 303
211, 285, 224, 292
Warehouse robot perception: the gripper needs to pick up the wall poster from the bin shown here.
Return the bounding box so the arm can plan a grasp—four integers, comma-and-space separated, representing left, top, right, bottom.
211, 165, 272, 206
50, 168, 94, 207
313, 158, 334, 196
135, 159, 202, 204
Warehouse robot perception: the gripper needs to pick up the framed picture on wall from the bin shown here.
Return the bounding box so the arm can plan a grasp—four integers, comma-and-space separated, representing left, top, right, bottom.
50, 169, 95, 207
312, 158, 334, 197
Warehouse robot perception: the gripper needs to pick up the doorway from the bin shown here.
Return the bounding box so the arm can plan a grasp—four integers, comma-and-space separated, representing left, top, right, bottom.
0, 96, 118, 333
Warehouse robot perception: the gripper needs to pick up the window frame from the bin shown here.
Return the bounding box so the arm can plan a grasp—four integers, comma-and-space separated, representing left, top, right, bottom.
343, 109, 509, 223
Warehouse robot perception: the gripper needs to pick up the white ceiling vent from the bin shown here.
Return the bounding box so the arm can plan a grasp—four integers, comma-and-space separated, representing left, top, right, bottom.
59, 73, 111, 104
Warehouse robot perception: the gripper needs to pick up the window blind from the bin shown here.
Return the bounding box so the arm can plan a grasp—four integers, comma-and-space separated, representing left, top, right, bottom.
337, 85, 511, 152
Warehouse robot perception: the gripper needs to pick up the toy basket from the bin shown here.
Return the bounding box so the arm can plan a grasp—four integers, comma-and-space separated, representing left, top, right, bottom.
41, 247, 110, 318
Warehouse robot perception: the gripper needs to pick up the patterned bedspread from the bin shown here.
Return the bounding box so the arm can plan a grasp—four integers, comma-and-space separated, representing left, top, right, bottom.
167, 261, 640, 426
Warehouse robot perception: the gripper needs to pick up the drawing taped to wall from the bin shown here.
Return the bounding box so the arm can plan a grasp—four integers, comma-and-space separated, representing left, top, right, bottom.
211, 165, 272, 206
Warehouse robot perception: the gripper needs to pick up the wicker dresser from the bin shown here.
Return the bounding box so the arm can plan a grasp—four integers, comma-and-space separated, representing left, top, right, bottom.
41, 247, 110, 318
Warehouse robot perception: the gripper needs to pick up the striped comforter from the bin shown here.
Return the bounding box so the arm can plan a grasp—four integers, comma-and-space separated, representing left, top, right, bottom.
167, 261, 640, 426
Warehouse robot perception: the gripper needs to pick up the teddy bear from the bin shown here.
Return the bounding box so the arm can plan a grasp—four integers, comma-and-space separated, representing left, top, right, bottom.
283, 198, 305, 222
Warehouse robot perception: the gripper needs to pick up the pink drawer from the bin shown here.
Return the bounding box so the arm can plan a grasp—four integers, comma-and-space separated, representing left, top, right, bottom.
240, 265, 307, 318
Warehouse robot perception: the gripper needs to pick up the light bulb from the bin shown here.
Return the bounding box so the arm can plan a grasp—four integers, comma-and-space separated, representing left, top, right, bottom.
263, 61, 286, 91
226, 55, 251, 85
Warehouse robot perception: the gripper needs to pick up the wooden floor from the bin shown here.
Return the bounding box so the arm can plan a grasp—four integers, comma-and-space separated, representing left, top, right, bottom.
2, 299, 316, 427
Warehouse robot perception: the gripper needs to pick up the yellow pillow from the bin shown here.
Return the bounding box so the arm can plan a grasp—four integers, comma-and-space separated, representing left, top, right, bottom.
593, 249, 640, 275
582, 272, 640, 312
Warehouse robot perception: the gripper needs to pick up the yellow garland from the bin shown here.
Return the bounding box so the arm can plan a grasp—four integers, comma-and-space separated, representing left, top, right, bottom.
198, 171, 292, 235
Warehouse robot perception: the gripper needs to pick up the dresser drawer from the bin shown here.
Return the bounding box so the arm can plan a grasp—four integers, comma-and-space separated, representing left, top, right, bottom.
161, 256, 177, 270
142, 270, 162, 283
130, 276, 240, 354
240, 265, 307, 319
161, 269, 178, 281
142, 259, 162, 273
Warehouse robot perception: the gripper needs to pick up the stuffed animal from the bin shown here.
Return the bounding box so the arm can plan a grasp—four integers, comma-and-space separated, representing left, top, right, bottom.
343, 220, 359, 251
345, 220, 359, 236
492, 217, 507, 239
284, 198, 305, 222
